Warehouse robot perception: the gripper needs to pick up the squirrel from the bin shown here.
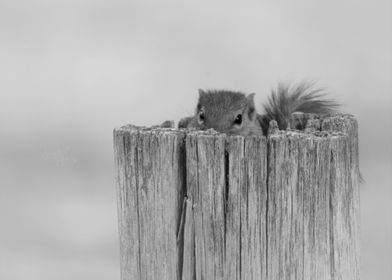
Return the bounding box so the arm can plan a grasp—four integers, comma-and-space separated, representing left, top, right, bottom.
178, 82, 341, 136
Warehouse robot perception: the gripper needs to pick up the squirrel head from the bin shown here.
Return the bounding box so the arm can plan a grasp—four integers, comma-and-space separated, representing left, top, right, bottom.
192, 89, 258, 135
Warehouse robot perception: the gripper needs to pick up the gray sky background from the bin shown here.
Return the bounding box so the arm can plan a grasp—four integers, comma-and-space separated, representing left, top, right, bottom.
0, 0, 391, 279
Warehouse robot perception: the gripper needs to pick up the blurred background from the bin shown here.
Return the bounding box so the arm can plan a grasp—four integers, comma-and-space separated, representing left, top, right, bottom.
0, 0, 391, 279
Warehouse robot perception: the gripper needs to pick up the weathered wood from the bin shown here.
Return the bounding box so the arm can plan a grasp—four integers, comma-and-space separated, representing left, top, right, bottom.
184, 132, 268, 280
113, 114, 360, 280
302, 135, 331, 280
267, 132, 305, 280
288, 114, 360, 280
114, 126, 186, 280
114, 126, 140, 280
321, 115, 360, 280
267, 130, 354, 280
185, 131, 226, 279
182, 198, 195, 280
226, 136, 267, 280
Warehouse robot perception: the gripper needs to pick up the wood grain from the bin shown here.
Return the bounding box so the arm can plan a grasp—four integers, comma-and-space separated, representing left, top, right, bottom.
267, 132, 305, 280
185, 131, 226, 280
113, 114, 360, 280
225, 136, 268, 279
322, 115, 360, 280
114, 126, 186, 280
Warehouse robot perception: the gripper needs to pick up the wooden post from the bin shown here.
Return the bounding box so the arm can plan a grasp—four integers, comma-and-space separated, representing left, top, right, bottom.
267, 131, 348, 280
114, 126, 186, 280
113, 114, 360, 280
184, 132, 268, 280
225, 135, 267, 280
321, 115, 361, 280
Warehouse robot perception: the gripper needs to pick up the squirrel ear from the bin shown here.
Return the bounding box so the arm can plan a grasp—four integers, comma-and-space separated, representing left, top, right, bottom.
246, 93, 256, 120
198, 89, 206, 97
246, 93, 255, 103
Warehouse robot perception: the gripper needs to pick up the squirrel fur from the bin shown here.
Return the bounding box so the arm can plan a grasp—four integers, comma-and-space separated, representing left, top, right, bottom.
180, 82, 340, 136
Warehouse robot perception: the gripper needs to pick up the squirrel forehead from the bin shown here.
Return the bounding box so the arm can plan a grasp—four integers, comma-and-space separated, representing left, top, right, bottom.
197, 90, 249, 112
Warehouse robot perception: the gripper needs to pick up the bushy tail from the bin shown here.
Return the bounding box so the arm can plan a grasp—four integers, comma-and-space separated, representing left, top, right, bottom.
259, 82, 341, 133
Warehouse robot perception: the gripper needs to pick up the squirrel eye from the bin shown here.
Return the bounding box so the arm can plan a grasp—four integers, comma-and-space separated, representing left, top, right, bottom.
234, 114, 242, 125
198, 112, 205, 123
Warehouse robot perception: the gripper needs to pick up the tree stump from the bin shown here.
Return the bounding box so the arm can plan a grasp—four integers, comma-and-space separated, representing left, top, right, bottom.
113, 114, 360, 280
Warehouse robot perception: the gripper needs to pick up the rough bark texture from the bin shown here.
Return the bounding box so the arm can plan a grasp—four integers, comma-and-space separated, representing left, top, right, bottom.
321, 115, 360, 280
267, 132, 305, 280
267, 131, 347, 280
185, 131, 226, 279
227, 136, 267, 280
114, 126, 186, 280
182, 198, 195, 280
183, 133, 268, 280
113, 114, 360, 280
